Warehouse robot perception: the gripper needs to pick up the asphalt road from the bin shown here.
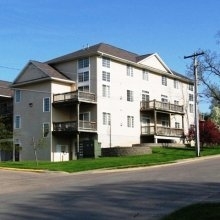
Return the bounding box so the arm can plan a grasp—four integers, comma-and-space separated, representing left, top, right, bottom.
1, 156, 220, 220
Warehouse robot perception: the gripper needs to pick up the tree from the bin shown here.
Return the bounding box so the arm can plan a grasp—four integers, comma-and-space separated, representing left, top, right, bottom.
199, 119, 220, 147
0, 119, 13, 152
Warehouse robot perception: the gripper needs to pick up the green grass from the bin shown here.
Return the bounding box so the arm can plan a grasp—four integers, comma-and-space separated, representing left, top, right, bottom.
0, 146, 220, 173
161, 202, 220, 220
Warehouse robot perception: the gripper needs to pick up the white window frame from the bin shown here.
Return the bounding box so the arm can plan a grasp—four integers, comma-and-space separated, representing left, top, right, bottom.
127, 90, 134, 102
102, 85, 110, 98
127, 65, 133, 77
189, 104, 194, 113
102, 57, 110, 68
161, 94, 168, 103
162, 76, 167, 86
127, 115, 134, 128
175, 122, 180, 129
78, 71, 89, 82
174, 79, 179, 89
15, 115, 21, 129
103, 112, 111, 125
78, 58, 89, 69
43, 97, 50, 112
102, 71, 110, 82
15, 90, 21, 103
189, 84, 194, 91
142, 90, 149, 101
43, 123, 49, 137
161, 117, 169, 127
78, 86, 89, 91
189, 94, 194, 102
142, 70, 149, 81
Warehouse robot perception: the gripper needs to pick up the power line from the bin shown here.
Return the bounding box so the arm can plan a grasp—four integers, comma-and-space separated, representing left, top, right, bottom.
0, 65, 20, 71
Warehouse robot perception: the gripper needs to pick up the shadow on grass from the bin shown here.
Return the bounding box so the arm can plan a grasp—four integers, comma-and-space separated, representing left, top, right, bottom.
161, 202, 220, 220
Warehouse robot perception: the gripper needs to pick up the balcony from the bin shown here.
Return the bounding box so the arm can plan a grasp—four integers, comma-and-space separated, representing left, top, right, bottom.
141, 125, 183, 137
140, 100, 184, 114
53, 91, 96, 105
53, 120, 97, 133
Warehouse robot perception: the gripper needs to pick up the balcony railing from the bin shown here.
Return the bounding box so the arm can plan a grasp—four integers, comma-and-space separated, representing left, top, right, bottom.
140, 100, 184, 113
53, 91, 96, 104
53, 120, 97, 132
141, 125, 183, 137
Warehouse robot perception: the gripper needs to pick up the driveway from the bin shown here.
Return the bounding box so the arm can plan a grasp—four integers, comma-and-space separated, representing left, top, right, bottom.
1, 155, 220, 220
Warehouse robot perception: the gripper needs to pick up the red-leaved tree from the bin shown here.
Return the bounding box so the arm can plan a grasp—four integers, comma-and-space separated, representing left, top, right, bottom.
199, 120, 220, 147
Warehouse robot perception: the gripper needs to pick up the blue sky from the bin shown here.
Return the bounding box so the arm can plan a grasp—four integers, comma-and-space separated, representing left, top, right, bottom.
0, 0, 220, 112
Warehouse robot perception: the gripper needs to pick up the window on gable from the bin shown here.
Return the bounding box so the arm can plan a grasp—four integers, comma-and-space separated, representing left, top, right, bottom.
43, 97, 50, 112
102, 57, 110, 68
162, 76, 167, 86
15, 90, 21, 103
78, 58, 89, 69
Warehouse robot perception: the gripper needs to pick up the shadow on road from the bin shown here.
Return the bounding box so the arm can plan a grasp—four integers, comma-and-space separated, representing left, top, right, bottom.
1, 180, 220, 220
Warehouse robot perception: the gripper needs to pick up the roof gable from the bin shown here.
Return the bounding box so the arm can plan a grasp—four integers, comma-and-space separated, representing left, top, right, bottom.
137, 53, 173, 74
13, 61, 68, 85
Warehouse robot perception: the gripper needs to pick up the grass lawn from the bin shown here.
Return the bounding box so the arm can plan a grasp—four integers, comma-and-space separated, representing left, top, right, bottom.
161, 202, 220, 220
0, 146, 220, 173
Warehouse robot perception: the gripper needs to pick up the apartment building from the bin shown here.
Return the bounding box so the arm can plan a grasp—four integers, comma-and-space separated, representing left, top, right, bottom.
11, 43, 194, 161
0, 80, 13, 161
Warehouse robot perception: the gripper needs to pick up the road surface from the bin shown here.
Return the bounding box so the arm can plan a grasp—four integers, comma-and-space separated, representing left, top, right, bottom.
1, 155, 220, 220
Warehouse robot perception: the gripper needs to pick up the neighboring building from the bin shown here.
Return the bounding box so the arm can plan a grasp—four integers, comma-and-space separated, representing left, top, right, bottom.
11, 43, 194, 161
0, 80, 13, 161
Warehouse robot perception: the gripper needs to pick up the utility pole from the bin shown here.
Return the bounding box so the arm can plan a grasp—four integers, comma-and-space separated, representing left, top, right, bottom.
184, 52, 204, 157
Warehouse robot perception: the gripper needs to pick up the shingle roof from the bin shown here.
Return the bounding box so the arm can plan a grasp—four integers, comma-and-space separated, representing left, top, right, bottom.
47, 43, 142, 64
0, 80, 13, 97
31, 60, 69, 80
172, 70, 193, 83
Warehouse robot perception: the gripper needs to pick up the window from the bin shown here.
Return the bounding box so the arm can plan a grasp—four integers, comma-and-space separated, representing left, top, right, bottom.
102, 71, 110, 82
142, 70, 149, 81
189, 104, 194, 113
175, 122, 180, 129
15, 115, 21, 129
102, 85, 110, 98
161, 95, 168, 103
78, 71, 89, 82
15, 90, 21, 103
127, 116, 134, 128
78, 86, 89, 91
161, 117, 169, 127
80, 112, 90, 121
127, 65, 133, 77
189, 94, 194, 101
102, 57, 110, 68
142, 90, 149, 101
78, 58, 89, 69
174, 79, 179, 89
162, 76, 167, 86
127, 90, 134, 102
43, 97, 50, 112
189, 84, 194, 91
103, 112, 111, 125
174, 100, 179, 105
43, 123, 49, 137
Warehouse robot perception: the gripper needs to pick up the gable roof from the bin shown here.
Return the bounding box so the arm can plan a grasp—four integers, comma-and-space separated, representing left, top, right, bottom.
12, 60, 70, 86
30, 60, 68, 80
0, 80, 13, 97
